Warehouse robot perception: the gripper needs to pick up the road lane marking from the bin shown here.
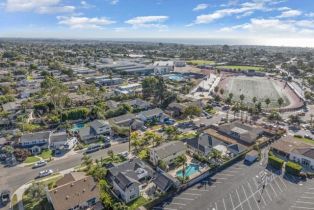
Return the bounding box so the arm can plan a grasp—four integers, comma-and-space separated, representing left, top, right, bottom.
190, 188, 209, 192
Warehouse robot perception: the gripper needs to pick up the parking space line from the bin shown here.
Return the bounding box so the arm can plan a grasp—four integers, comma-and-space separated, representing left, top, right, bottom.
304, 192, 314, 195
153, 207, 177, 210
182, 192, 200, 196
236, 188, 244, 210
223, 198, 227, 210
247, 182, 260, 210
215, 177, 228, 180
253, 177, 259, 188
269, 182, 278, 197
171, 202, 186, 206
300, 196, 314, 199
264, 187, 272, 202
242, 185, 252, 210
219, 173, 235, 177
230, 193, 235, 210
291, 206, 314, 210
257, 188, 267, 206
190, 188, 209, 192
175, 197, 194, 201
273, 177, 283, 193
296, 201, 314, 205
215, 202, 218, 210
308, 188, 314, 190
278, 176, 287, 189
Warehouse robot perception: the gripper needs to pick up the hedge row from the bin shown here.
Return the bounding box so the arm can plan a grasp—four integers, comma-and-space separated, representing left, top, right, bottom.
268, 155, 284, 169
285, 161, 302, 176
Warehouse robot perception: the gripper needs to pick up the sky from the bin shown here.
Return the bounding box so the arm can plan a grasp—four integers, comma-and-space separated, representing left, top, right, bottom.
1, 0, 314, 47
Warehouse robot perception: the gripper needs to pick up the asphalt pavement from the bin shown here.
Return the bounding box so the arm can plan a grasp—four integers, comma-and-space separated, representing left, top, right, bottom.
0, 142, 129, 207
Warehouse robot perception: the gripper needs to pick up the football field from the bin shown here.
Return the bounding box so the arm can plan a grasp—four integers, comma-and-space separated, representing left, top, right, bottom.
222, 76, 290, 108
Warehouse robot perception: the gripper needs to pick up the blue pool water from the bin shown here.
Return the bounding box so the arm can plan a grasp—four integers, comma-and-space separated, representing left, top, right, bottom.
167, 74, 186, 82
176, 163, 200, 178
71, 123, 84, 132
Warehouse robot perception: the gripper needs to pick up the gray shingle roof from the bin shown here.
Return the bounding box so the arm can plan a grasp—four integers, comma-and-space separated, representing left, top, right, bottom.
50, 132, 68, 143
152, 141, 186, 160
20, 131, 50, 143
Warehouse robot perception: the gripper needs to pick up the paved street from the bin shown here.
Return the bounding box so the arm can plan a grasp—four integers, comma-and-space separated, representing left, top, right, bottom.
0, 142, 129, 209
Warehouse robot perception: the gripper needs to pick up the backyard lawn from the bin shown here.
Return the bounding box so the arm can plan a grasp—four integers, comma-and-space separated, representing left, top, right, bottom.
23, 156, 40, 164
128, 197, 149, 210
216, 65, 264, 71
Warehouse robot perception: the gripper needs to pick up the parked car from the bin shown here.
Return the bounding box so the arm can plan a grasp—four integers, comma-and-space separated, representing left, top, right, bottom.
85, 144, 102, 153
103, 140, 111, 148
38, 169, 53, 178
0, 190, 10, 205
119, 151, 129, 158
33, 160, 47, 168
304, 135, 313, 140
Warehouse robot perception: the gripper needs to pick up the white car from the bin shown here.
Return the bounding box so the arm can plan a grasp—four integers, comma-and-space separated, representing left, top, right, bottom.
38, 169, 53, 178
33, 160, 47, 168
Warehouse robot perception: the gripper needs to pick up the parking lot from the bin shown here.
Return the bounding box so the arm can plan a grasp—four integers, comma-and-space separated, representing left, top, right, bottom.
153, 160, 313, 210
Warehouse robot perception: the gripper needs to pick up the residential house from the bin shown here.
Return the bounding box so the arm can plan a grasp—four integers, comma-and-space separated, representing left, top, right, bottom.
137, 108, 166, 123
123, 98, 152, 111
50, 132, 77, 150
107, 158, 155, 203
19, 131, 51, 154
150, 141, 187, 166
217, 121, 269, 146
108, 113, 137, 127
78, 120, 111, 144
185, 133, 227, 156
46, 172, 101, 210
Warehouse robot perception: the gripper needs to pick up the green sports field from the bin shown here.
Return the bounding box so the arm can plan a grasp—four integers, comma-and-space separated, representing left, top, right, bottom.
216, 65, 264, 71
187, 60, 215, 65
222, 76, 290, 108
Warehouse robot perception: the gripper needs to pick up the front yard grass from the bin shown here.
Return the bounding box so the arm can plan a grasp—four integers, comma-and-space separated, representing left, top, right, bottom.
23, 156, 40, 164
38, 150, 53, 159
128, 197, 149, 210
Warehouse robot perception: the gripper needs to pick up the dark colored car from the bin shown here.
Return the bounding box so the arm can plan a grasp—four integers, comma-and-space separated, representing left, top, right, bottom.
1, 190, 10, 205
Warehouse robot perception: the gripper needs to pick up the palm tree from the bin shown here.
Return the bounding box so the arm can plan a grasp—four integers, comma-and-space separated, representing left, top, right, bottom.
239, 94, 245, 121
265, 98, 271, 109
113, 202, 128, 210
82, 154, 93, 170
175, 155, 187, 182
107, 150, 114, 161
277, 97, 284, 112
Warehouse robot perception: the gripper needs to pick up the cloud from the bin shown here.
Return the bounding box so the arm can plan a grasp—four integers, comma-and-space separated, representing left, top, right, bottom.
57, 16, 115, 29
4, 0, 75, 14
305, 12, 314, 17
110, 0, 119, 5
193, 4, 209, 11
219, 18, 314, 37
193, 1, 266, 24
277, 9, 302, 18
80, 1, 94, 9
125, 16, 169, 28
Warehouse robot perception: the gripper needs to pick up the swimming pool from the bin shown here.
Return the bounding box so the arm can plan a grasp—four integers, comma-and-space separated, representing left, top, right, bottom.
71, 123, 84, 132
167, 74, 186, 82
176, 163, 200, 178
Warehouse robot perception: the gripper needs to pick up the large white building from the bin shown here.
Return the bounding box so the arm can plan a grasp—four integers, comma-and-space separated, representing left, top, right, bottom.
153, 61, 174, 75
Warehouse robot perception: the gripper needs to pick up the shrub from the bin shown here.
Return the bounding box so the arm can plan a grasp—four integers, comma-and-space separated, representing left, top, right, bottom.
294, 134, 302, 138
285, 161, 302, 176
268, 155, 284, 169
